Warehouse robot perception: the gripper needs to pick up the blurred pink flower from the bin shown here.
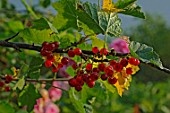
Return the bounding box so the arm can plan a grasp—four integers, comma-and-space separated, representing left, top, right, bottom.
34, 98, 60, 113
109, 38, 130, 54
48, 87, 62, 102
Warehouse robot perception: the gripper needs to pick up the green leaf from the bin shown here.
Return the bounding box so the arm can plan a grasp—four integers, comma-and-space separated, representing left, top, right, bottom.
13, 76, 25, 90
18, 84, 40, 112
0, 101, 15, 113
32, 18, 58, 33
99, 80, 116, 94
66, 66, 75, 77
52, 0, 78, 31
16, 110, 28, 113
115, 0, 145, 19
129, 41, 163, 68
91, 36, 107, 49
7, 20, 24, 33
78, 2, 122, 36
19, 28, 57, 44
18, 63, 29, 77
40, 0, 51, 8
28, 57, 43, 79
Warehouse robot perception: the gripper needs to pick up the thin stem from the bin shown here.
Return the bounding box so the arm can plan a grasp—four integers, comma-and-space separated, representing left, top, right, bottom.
21, 0, 38, 19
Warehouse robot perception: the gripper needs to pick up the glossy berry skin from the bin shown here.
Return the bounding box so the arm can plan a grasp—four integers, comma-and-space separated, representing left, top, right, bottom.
120, 58, 128, 67
92, 68, 100, 73
61, 57, 69, 65
46, 43, 55, 51
53, 41, 59, 49
5, 75, 13, 83
108, 77, 117, 84
92, 47, 99, 54
52, 67, 58, 73
86, 63, 92, 71
113, 63, 123, 72
98, 63, 105, 71
68, 50, 75, 57
40, 49, 49, 56
72, 63, 77, 70
104, 66, 114, 77
42, 42, 49, 48
101, 74, 108, 81
0, 81, 4, 87
57, 63, 63, 69
82, 74, 88, 82
75, 85, 82, 91
109, 60, 116, 67
90, 72, 99, 81
100, 48, 108, 56
87, 81, 95, 88
74, 48, 82, 55
126, 67, 133, 74
45, 60, 53, 68
5, 86, 10, 92
128, 57, 140, 66
47, 53, 54, 61
69, 78, 77, 87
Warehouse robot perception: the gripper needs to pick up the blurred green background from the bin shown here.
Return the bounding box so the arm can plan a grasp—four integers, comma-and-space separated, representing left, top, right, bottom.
0, 0, 170, 113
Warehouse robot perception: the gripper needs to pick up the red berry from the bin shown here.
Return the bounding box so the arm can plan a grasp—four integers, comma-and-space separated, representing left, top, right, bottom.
126, 67, 133, 74
5, 75, 13, 83
98, 63, 105, 71
104, 66, 114, 77
52, 67, 58, 73
53, 41, 59, 49
68, 78, 77, 87
92, 47, 99, 54
0, 81, 4, 87
86, 63, 92, 71
87, 81, 95, 88
68, 50, 75, 57
45, 60, 53, 68
72, 63, 77, 70
113, 63, 123, 72
76, 76, 84, 86
82, 74, 88, 82
75, 85, 82, 91
61, 57, 69, 65
40, 49, 49, 56
42, 42, 49, 48
47, 53, 54, 61
76, 70, 84, 75
46, 43, 55, 51
109, 60, 116, 67
100, 48, 108, 56
101, 74, 108, 81
5, 86, 10, 92
90, 72, 99, 81
120, 58, 128, 67
57, 63, 63, 69
74, 48, 82, 55
128, 57, 140, 66
92, 68, 100, 73
108, 77, 117, 84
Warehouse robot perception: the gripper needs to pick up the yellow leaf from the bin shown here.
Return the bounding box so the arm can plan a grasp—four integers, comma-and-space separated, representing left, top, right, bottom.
126, 63, 140, 75
102, 0, 124, 12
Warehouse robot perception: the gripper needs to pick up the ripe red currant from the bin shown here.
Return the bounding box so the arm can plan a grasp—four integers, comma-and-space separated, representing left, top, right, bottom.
92, 47, 99, 54
100, 48, 108, 56
98, 63, 105, 71
52, 41, 60, 49
86, 63, 92, 71
52, 66, 59, 73
87, 81, 95, 88
40, 49, 49, 56
108, 77, 117, 84
46, 43, 55, 51
5, 86, 10, 92
47, 53, 54, 61
101, 74, 108, 81
109, 60, 116, 67
75, 85, 82, 91
57, 63, 63, 69
61, 57, 69, 65
104, 66, 114, 77
74, 48, 82, 55
113, 63, 123, 72
128, 57, 140, 66
120, 58, 128, 67
42, 42, 49, 48
0, 81, 4, 87
5, 75, 13, 83
90, 72, 99, 81
126, 67, 133, 74
68, 78, 77, 87
82, 74, 88, 82
68, 50, 75, 57
45, 60, 53, 68
72, 63, 77, 70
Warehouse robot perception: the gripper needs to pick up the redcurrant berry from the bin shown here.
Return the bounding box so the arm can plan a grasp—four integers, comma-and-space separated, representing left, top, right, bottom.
113, 63, 123, 72
98, 63, 105, 71
52, 66, 58, 73
68, 50, 75, 57
45, 60, 53, 68
87, 81, 95, 88
92, 47, 99, 54
126, 67, 133, 74
120, 58, 128, 67
53, 41, 59, 49
101, 74, 108, 81
74, 48, 82, 55
72, 63, 77, 70
5, 86, 10, 92
86, 63, 92, 71
109, 60, 116, 67
69, 78, 77, 87
75, 85, 82, 91
100, 48, 108, 56
61, 57, 69, 65
42, 42, 49, 48
46, 43, 55, 51
5, 75, 13, 83
0, 81, 4, 87
108, 77, 117, 84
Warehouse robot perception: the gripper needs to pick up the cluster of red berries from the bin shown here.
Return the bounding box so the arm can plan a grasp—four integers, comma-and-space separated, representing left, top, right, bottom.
0, 75, 13, 92
68, 56, 140, 91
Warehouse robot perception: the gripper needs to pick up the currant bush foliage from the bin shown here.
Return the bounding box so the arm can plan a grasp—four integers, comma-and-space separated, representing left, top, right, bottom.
0, 0, 168, 113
